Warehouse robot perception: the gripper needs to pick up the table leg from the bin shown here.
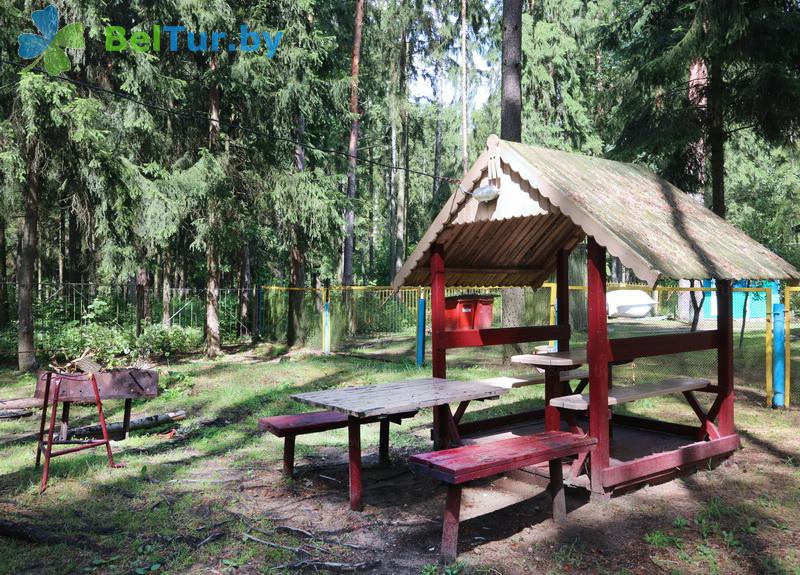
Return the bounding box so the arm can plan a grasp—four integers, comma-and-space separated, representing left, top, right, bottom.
348, 416, 363, 511
122, 399, 133, 440
440, 405, 462, 448
544, 368, 562, 432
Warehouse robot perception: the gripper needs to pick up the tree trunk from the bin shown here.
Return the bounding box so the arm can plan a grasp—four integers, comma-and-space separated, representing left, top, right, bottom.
368, 147, 377, 277
0, 216, 8, 328
460, 0, 469, 173
709, 58, 725, 218
238, 242, 251, 337
342, 0, 365, 286
432, 57, 443, 212
18, 141, 39, 372
58, 197, 65, 287
136, 267, 149, 336
388, 118, 398, 280
162, 256, 172, 327
501, 0, 524, 361
288, 114, 306, 347
67, 205, 80, 284
287, 243, 306, 347
205, 54, 222, 359
501, 0, 523, 142
393, 29, 409, 278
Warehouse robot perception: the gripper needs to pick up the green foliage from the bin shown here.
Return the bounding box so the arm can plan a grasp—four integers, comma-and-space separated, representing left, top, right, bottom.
135, 325, 204, 358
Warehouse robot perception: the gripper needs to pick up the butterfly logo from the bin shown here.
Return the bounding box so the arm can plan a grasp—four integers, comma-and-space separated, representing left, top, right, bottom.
17, 4, 84, 76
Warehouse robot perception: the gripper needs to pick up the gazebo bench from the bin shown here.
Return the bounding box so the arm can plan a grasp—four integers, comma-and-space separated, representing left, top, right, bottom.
259, 410, 416, 476
409, 431, 598, 562
549, 376, 711, 410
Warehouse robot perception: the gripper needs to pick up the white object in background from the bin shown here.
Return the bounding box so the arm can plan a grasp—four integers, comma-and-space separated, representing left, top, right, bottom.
606, 289, 657, 318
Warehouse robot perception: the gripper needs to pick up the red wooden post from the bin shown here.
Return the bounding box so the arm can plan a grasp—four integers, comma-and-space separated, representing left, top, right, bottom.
430, 243, 446, 379
544, 367, 562, 432
430, 243, 447, 448
556, 248, 570, 351
348, 416, 363, 511
441, 484, 462, 562
587, 237, 610, 499
379, 419, 390, 466
716, 279, 735, 436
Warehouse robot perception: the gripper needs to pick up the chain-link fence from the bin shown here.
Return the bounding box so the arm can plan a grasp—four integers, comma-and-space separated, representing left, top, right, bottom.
785, 287, 800, 407
0, 281, 778, 401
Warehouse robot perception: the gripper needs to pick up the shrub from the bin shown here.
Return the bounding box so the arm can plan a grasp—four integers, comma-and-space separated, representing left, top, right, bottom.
135, 325, 203, 358
37, 323, 135, 365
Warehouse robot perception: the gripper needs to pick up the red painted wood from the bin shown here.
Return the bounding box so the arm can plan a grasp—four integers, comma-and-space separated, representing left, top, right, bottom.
456, 408, 546, 435
441, 485, 462, 562
549, 458, 566, 522
716, 280, 735, 436
609, 331, 718, 362
556, 248, 570, 351
409, 431, 597, 484
258, 411, 349, 436
430, 243, 447, 379
602, 433, 740, 487
379, 419, 390, 465
283, 435, 295, 475
348, 416, 363, 511
443, 325, 568, 349
544, 367, 562, 432
587, 237, 610, 497
611, 413, 699, 438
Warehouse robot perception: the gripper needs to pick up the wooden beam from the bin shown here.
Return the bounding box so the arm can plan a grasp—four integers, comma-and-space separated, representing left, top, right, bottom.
587, 237, 610, 498
443, 325, 568, 349
602, 434, 740, 487
556, 249, 570, 351
609, 330, 718, 361
430, 244, 446, 379
717, 280, 735, 435
610, 413, 699, 438
420, 267, 543, 275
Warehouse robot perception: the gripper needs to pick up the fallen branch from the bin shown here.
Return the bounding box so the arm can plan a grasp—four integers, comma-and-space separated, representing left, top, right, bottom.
279, 560, 381, 572
0, 398, 43, 410
242, 531, 309, 555
68, 411, 186, 439
0, 409, 32, 420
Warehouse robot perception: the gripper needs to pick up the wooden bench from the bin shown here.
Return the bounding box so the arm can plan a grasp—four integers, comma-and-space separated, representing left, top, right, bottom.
259, 411, 415, 475
549, 377, 710, 410
409, 431, 597, 562
479, 369, 589, 390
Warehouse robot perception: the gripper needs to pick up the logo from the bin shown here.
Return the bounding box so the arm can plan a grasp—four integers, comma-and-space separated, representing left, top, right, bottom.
17, 4, 85, 75
104, 25, 283, 58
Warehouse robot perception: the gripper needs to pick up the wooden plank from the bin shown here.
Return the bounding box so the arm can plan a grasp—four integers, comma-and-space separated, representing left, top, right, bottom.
557, 248, 570, 351
549, 377, 711, 410
0, 398, 44, 409
609, 331, 719, 362
717, 280, 735, 435
478, 369, 588, 389
431, 243, 447, 379
511, 349, 586, 367
409, 431, 597, 484
420, 267, 544, 275
444, 325, 568, 349
293, 378, 507, 418
587, 237, 610, 497
602, 433, 740, 487
457, 408, 546, 435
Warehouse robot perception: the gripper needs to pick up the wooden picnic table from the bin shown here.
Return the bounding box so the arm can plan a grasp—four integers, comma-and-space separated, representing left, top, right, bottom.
292, 377, 508, 510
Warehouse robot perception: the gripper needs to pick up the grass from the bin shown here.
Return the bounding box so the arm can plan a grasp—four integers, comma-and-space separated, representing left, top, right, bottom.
0, 338, 798, 574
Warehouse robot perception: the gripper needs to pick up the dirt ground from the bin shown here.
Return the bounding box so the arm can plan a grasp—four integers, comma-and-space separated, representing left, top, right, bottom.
0, 347, 799, 574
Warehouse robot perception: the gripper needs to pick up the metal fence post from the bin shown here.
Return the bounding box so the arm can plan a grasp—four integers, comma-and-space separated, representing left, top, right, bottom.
773, 302, 786, 408
765, 287, 773, 407
416, 287, 426, 367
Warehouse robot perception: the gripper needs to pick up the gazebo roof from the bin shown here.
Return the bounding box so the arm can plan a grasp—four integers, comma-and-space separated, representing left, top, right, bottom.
393, 135, 800, 288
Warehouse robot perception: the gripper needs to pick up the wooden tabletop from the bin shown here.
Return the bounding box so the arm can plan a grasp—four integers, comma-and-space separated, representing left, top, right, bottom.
510, 348, 587, 368
292, 377, 508, 418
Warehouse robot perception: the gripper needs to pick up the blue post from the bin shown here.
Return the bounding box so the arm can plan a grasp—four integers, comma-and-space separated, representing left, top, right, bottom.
416, 291, 427, 367
773, 303, 786, 408
323, 301, 331, 353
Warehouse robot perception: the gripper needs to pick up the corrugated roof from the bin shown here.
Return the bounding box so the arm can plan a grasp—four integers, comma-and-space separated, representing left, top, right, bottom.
393, 135, 800, 288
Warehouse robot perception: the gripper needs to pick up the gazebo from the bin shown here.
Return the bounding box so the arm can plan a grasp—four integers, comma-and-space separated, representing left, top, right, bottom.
393, 135, 800, 500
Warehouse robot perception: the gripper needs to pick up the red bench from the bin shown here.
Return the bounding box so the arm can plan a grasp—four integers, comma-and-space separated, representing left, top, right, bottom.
409, 431, 597, 562
259, 411, 415, 475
